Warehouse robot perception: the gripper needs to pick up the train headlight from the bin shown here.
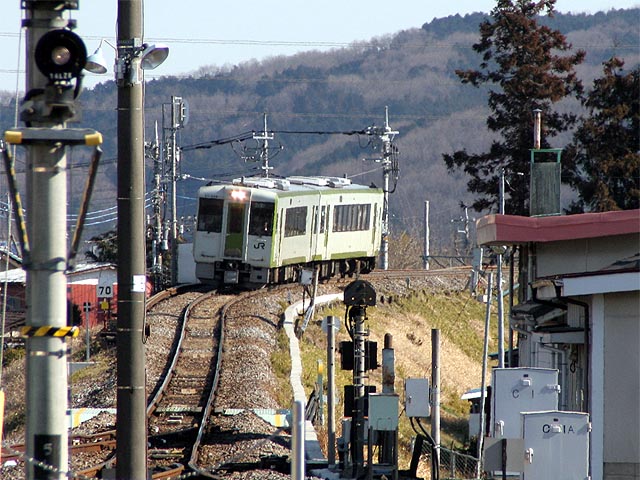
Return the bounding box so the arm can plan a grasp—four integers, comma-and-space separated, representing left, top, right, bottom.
230, 190, 247, 201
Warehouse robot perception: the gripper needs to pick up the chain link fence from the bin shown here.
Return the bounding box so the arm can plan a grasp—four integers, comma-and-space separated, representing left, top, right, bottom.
419, 441, 480, 480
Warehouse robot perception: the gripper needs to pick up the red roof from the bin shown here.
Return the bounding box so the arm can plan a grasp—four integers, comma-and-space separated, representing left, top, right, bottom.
477, 209, 640, 246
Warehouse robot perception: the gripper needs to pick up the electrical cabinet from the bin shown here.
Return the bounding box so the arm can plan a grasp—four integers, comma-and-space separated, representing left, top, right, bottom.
491, 368, 560, 438
368, 393, 399, 431
404, 378, 430, 418
521, 410, 590, 479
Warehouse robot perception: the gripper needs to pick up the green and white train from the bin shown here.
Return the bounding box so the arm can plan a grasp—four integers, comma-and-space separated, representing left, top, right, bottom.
193, 176, 383, 287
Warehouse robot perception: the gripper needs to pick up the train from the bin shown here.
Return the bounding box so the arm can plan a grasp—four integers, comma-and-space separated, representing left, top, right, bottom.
193, 175, 384, 287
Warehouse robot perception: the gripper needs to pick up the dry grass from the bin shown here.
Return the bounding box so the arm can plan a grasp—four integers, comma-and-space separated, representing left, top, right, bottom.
294, 285, 501, 469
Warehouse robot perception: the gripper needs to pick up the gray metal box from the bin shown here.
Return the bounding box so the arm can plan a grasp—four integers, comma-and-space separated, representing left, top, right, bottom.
484, 437, 525, 472
404, 378, 430, 418
521, 410, 590, 479
491, 368, 560, 438
368, 393, 399, 431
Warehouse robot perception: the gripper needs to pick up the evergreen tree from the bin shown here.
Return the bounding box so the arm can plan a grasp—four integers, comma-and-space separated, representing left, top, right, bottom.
85, 230, 118, 263
443, 0, 585, 215
564, 57, 640, 212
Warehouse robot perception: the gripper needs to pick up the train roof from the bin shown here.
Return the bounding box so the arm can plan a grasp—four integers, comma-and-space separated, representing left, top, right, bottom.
200, 176, 380, 194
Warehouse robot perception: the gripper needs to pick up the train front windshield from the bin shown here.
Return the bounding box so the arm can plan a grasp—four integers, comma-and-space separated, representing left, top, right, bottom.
249, 202, 274, 236
197, 198, 223, 232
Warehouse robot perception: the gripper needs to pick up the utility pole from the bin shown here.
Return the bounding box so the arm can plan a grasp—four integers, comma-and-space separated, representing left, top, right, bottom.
10, 3, 95, 478
254, 113, 275, 177
24, 6, 72, 476
116, 0, 148, 477
147, 121, 164, 292
366, 107, 398, 271
163, 96, 185, 286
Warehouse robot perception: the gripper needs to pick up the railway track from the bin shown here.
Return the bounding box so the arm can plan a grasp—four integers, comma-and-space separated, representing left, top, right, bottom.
367, 266, 471, 278
2, 267, 473, 479
79, 285, 294, 479
147, 289, 232, 478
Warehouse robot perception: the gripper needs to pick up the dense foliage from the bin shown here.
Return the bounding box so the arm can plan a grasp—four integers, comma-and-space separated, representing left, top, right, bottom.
564, 57, 640, 212
443, 0, 585, 215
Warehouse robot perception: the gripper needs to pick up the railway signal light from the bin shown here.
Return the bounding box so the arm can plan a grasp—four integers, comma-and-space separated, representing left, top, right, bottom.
35, 29, 87, 83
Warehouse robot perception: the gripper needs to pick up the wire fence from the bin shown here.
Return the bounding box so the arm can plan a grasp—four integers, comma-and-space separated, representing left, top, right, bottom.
420, 441, 480, 480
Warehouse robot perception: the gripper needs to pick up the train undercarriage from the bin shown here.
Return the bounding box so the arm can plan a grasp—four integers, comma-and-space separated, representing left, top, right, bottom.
196, 257, 376, 289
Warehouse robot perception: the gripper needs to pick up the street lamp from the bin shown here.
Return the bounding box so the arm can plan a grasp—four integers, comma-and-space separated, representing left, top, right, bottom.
84, 39, 169, 76
84, 24, 169, 478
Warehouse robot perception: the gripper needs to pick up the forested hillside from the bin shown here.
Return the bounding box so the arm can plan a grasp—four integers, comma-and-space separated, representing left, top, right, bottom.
0, 8, 637, 258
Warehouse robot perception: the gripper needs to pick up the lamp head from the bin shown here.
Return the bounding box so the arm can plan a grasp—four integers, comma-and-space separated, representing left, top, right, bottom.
140, 43, 169, 70
84, 41, 108, 74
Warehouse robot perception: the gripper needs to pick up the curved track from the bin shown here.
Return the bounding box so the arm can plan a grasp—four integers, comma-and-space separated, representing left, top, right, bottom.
76, 286, 269, 479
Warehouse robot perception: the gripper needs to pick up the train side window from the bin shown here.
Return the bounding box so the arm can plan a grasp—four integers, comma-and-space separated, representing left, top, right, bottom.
333, 204, 371, 232
285, 206, 307, 237
333, 205, 342, 232
249, 202, 275, 236
197, 198, 223, 232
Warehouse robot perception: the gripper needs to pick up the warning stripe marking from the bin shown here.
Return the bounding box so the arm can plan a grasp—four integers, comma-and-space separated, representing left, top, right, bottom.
20, 326, 80, 338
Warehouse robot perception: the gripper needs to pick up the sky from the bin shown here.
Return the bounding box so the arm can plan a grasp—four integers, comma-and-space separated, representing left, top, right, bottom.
0, 0, 638, 92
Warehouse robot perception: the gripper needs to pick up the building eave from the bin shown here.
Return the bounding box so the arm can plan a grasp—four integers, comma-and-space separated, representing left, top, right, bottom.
476, 210, 640, 246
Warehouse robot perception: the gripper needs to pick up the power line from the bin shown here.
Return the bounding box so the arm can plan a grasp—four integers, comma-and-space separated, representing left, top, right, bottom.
1, 31, 637, 50
180, 131, 254, 151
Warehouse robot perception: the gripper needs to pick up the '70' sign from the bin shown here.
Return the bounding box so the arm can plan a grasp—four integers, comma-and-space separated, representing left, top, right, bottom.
97, 279, 114, 298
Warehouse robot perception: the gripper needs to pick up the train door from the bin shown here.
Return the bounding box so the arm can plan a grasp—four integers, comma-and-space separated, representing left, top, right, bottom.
224, 203, 246, 258
310, 205, 319, 259
318, 204, 329, 259
372, 202, 380, 250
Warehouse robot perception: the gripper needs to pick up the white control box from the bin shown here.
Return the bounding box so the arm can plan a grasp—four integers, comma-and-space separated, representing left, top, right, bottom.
404, 378, 430, 418
368, 393, 399, 431
491, 368, 560, 438
521, 410, 590, 479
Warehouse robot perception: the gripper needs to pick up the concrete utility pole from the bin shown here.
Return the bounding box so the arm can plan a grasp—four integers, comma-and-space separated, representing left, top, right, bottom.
147, 121, 164, 292
116, 0, 148, 477
164, 96, 185, 286
254, 113, 275, 177
14, 2, 94, 478
376, 107, 398, 271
